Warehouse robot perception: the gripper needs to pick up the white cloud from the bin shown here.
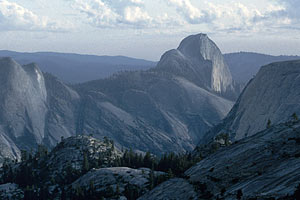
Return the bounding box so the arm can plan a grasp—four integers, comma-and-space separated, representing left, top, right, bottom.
72, 0, 183, 29
59, 0, 300, 34
73, 0, 153, 28
165, 0, 300, 34
268, 0, 300, 26
166, 0, 214, 24
0, 0, 71, 32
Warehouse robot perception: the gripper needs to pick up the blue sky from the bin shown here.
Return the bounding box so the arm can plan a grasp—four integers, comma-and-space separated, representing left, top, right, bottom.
0, 0, 299, 60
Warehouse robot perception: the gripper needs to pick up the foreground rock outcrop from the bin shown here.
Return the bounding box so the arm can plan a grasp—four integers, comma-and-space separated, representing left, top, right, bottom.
140, 121, 300, 199
72, 167, 165, 199
0, 136, 165, 200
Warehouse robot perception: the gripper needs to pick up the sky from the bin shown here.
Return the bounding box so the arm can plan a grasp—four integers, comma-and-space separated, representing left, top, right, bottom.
0, 0, 299, 61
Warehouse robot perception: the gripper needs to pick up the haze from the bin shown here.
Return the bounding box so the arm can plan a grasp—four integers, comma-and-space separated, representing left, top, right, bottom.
0, 0, 299, 60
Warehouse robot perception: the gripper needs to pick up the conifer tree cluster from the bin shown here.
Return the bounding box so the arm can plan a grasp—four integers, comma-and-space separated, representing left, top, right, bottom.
0, 137, 201, 200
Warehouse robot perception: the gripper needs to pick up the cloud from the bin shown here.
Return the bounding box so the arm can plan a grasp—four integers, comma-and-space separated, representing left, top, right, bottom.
0, 0, 71, 32
277, 0, 299, 17
65, 0, 300, 34
166, 0, 214, 24
164, 0, 300, 34
72, 0, 183, 29
269, 0, 300, 25
165, 0, 266, 30
73, 0, 152, 28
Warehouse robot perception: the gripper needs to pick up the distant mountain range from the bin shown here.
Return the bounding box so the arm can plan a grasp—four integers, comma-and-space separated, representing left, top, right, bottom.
0, 34, 239, 163
224, 52, 300, 83
1, 50, 299, 85
0, 50, 156, 83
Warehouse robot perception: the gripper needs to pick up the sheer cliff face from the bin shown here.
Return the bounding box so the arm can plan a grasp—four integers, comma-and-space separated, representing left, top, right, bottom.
0, 58, 48, 161
156, 34, 236, 99
0, 58, 47, 143
204, 60, 300, 142
0, 58, 80, 162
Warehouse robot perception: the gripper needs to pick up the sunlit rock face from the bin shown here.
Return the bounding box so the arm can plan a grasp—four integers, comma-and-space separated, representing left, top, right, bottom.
201, 60, 300, 143
0, 58, 48, 162
0, 57, 80, 163
156, 33, 237, 100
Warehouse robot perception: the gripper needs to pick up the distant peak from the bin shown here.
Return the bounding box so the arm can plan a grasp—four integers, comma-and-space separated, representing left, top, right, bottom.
177, 33, 218, 60
179, 33, 209, 44
156, 33, 236, 97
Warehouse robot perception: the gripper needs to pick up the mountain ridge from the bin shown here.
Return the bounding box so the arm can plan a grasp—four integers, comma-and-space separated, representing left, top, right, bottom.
0, 34, 236, 163
0, 50, 156, 83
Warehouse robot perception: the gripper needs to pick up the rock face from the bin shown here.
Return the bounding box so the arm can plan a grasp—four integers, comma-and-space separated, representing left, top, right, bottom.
138, 178, 198, 200
140, 121, 300, 199
0, 183, 23, 200
45, 135, 121, 182
0, 135, 125, 200
75, 71, 234, 155
139, 60, 300, 199
72, 167, 164, 199
74, 33, 236, 155
43, 73, 80, 147
0, 33, 237, 162
0, 57, 80, 163
156, 34, 238, 100
0, 58, 48, 163
202, 60, 300, 143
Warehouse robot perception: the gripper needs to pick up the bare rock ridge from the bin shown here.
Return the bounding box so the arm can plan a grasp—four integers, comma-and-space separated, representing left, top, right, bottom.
0, 33, 236, 163
201, 60, 300, 143
0, 50, 156, 83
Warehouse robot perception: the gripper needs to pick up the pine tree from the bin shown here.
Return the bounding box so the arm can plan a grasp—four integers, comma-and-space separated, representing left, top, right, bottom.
292, 113, 299, 122
110, 140, 115, 151
236, 189, 243, 200
104, 136, 109, 145
267, 119, 271, 128
61, 187, 66, 200
148, 169, 154, 190
21, 150, 28, 162
294, 184, 300, 199
116, 184, 120, 197
82, 152, 89, 173
167, 168, 174, 179
143, 151, 153, 169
